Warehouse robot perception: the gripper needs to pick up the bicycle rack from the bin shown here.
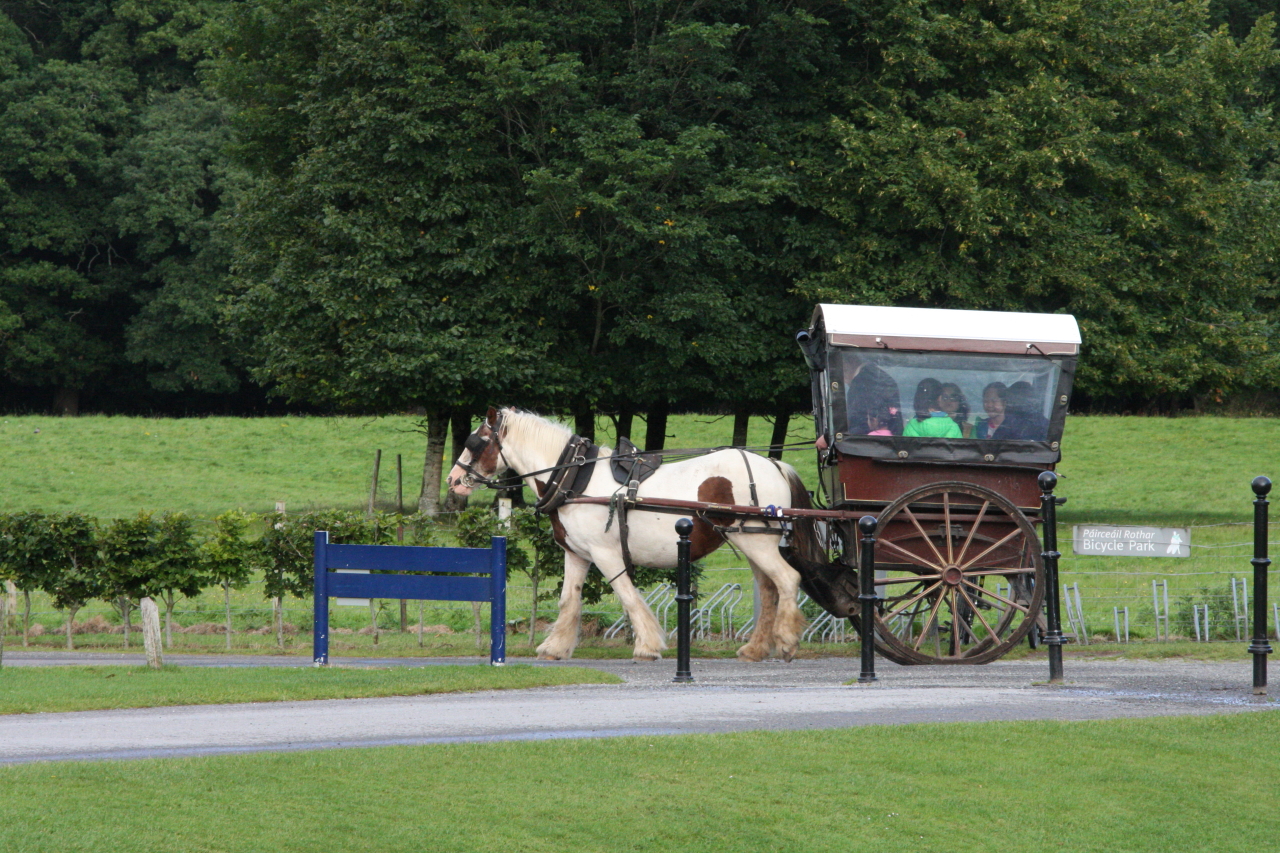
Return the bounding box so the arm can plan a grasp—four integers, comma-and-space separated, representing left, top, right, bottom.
605, 584, 674, 639
1193, 604, 1211, 642
1112, 606, 1130, 643
669, 583, 742, 640
1152, 579, 1169, 642
1064, 582, 1089, 645
1230, 577, 1249, 641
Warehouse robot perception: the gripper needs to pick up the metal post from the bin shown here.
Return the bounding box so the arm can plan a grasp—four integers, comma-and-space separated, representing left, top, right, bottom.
674, 518, 694, 683
1039, 471, 1066, 683
312, 531, 329, 666
858, 515, 878, 684
1248, 476, 1271, 695
489, 535, 507, 666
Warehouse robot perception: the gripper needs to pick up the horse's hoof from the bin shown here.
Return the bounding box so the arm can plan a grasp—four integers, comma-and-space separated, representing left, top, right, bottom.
736, 646, 766, 662
536, 653, 561, 661
632, 651, 661, 662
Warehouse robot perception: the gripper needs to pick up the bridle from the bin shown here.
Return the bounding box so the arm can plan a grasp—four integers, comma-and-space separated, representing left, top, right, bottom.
454, 411, 515, 491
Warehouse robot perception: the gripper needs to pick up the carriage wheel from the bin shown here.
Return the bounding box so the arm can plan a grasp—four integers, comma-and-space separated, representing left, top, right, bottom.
868, 482, 1045, 665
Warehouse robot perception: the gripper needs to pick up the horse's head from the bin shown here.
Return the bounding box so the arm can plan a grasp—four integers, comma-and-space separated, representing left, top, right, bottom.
446, 407, 506, 496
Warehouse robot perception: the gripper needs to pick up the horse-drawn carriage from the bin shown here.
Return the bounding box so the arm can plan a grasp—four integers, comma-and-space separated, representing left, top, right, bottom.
798, 304, 1081, 664
447, 303, 1080, 666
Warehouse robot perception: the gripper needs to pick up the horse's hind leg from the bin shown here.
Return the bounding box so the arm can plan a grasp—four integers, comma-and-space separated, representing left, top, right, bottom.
736, 536, 806, 662
737, 567, 778, 662
596, 556, 667, 661
537, 551, 590, 660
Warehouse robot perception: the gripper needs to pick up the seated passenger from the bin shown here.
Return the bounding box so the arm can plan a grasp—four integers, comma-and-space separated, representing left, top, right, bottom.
845, 353, 901, 436
938, 382, 972, 437
1005, 381, 1050, 441
903, 378, 963, 438
975, 382, 1012, 439
865, 403, 902, 436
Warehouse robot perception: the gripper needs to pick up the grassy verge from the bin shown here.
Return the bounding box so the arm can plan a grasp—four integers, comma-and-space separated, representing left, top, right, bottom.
0, 664, 620, 715
2, 712, 1278, 852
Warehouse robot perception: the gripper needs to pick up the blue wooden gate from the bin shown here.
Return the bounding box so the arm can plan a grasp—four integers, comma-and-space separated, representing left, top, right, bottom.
312, 531, 507, 666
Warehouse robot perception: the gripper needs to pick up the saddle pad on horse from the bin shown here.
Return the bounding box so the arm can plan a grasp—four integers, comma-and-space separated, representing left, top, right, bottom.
610, 437, 663, 486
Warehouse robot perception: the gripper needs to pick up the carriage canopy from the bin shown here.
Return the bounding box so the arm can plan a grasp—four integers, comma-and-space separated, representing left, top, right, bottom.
807, 304, 1081, 467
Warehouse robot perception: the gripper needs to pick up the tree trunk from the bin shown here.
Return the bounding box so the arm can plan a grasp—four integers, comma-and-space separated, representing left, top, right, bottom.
53, 387, 79, 416
0, 593, 6, 667
223, 583, 232, 651
443, 410, 472, 513
417, 409, 449, 516
769, 408, 791, 460
117, 597, 132, 647
529, 565, 540, 648
162, 591, 174, 648
472, 601, 484, 650
22, 589, 30, 647
733, 411, 750, 448
65, 604, 80, 650
615, 406, 634, 442
274, 596, 284, 650
573, 404, 596, 443
644, 402, 669, 452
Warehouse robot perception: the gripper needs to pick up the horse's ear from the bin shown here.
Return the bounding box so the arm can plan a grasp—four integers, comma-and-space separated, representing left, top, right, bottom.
485, 406, 498, 426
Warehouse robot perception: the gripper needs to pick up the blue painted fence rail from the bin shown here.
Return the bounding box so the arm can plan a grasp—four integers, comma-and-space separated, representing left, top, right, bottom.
312, 531, 507, 666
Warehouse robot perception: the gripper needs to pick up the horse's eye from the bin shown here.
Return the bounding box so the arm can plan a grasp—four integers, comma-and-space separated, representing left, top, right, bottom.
464, 434, 489, 454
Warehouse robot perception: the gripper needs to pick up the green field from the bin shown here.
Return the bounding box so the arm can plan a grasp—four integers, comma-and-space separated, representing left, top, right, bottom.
0, 413, 1276, 651
2, 712, 1277, 852
1, 412, 1275, 522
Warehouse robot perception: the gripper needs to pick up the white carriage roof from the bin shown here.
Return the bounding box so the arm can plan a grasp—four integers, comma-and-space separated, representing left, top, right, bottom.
813, 304, 1081, 355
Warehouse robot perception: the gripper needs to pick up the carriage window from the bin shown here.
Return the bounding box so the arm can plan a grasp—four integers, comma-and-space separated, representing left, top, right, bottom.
838, 350, 1062, 441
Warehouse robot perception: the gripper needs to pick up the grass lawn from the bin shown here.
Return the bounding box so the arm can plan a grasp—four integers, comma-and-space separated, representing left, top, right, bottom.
0, 664, 620, 715
2, 711, 1277, 852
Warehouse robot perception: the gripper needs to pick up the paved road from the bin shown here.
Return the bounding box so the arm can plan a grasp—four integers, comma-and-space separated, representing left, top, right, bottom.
2, 651, 1275, 764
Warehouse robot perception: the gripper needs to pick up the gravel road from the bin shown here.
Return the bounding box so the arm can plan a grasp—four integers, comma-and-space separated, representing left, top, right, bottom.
2, 651, 1275, 764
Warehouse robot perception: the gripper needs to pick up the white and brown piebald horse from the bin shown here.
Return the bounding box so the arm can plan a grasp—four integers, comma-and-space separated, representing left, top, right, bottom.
447, 407, 821, 662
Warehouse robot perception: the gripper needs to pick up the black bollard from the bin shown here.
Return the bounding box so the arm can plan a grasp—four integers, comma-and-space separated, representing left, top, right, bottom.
673, 518, 694, 683
1248, 476, 1272, 695
858, 515, 879, 684
1039, 471, 1067, 684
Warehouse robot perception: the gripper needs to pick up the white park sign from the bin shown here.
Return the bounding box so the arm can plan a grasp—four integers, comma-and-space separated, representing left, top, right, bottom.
1072, 525, 1191, 557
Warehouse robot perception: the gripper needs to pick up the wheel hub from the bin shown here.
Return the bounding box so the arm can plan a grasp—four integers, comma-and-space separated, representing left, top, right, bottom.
942, 566, 965, 586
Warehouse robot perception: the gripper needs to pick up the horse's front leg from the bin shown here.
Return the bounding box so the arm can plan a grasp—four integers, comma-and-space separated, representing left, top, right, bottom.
537, 551, 590, 660
596, 557, 667, 661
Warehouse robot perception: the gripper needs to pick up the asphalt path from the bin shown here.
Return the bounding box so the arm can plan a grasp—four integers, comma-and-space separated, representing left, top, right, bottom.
2, 650, 1276, 764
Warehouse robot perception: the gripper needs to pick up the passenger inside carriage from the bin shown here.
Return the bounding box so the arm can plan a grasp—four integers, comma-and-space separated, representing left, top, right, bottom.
844, 352, 901, 436
902, 378, 963, 438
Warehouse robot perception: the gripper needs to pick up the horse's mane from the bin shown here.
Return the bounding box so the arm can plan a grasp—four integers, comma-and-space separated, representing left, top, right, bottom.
500, 408, 572, 455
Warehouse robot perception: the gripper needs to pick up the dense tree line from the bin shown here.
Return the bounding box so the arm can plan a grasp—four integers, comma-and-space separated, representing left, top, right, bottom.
3, 0, 1279, 431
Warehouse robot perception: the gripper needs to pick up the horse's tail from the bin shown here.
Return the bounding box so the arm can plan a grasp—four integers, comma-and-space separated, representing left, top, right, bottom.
780, 465, 861, 618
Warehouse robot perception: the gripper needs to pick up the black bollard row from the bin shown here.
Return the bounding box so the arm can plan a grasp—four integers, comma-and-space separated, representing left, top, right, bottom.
857, 515, 878, 684
1248, 477, 1272, 696
1039, 471, 1067, 684
673, 518, 694, 683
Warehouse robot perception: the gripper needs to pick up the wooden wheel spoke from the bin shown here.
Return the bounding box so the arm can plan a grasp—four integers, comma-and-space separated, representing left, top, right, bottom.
954, 500, 990, 567
963, 579, 1030, 614
958, 528, 1024, 570
950, 589, 961, 656
875, 573, 943, 586
877, 536, 945, 571
884, 581, 944, 620
943, 492, 954, 565
903, 505, 949, 568
912, 590, 948, 652
956, 584, 1001, 642
962, 566, 1036, 578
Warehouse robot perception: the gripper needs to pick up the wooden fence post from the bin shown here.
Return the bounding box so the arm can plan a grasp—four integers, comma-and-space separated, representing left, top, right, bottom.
141, 597, 163, 669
